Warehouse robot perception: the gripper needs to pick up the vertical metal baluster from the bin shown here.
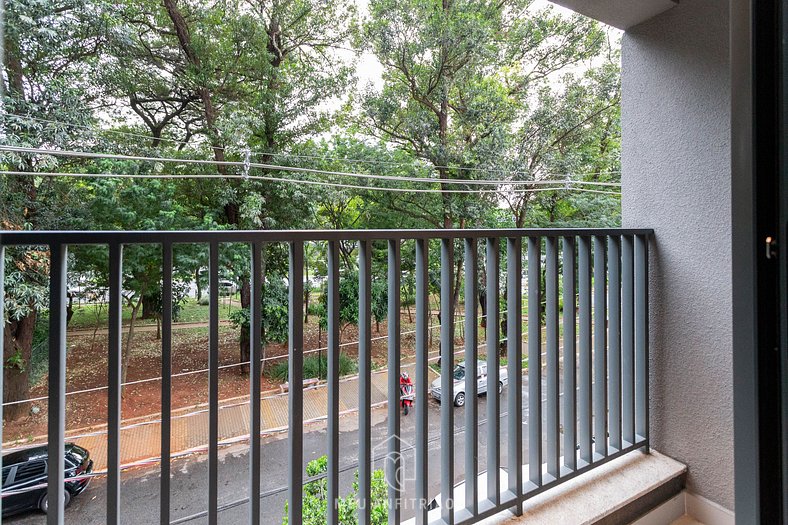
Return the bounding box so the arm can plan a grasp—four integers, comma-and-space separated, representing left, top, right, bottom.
464, 238, 478, 516
644, 237, 650, 450
562, 237, 577, 472
327, 241, 341, 525
415, 239, 429, 525
161, 243, 173, 525
0, 244, 4, 519
208, 242, 219, 525
608, 236, 622, 452
578, 236, 593, 464
358, 240, 372, 525
250, 242, 263, 525
107, 244, 122, 525
622, 236, 635, 446
527, 237, 542, 488
507, 238, 523, 508
48, 243, 67, 525
593, 236, 608, 459
440, 239, 455, 524
485, 238, 500, 505
386, 240, 402, 525
635, 235, 649, 447
288, 241, 304, 524
545, 237, 560, 480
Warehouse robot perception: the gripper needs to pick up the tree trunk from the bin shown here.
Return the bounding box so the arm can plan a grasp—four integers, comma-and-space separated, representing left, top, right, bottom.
452, 256, 463, 321
239, 329, 250, 375
304, 263, 310, 324
141, 293, 157, 319
3, 311, 37, 420
122, 300, 142, 397
66, 292, 74, 327
239, 278, 251, 373
195, 268, 202, 301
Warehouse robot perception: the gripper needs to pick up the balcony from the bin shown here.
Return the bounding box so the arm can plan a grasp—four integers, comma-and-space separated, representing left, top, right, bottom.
0, 227, 666, 525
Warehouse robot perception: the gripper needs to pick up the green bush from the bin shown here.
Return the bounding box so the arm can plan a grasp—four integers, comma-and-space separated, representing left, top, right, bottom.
268, 353, 357, 382
306, 301, 322, 317
283, 454, 387, 525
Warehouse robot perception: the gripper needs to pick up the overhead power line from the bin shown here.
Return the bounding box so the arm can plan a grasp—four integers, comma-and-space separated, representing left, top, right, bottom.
0, 145, 621, 190
0, 169, 621, 196
1, 113, 621, 180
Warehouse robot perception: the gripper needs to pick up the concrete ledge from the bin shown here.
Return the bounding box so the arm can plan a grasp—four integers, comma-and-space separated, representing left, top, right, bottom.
473, 450, 686, 525
632, 490, 735, 525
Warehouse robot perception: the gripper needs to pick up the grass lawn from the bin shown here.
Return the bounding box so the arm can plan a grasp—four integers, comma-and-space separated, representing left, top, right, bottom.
67, 296, 244, 329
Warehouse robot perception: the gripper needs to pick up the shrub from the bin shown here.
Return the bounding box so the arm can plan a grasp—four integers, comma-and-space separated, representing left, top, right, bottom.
283, 454, 387, 525
268, 353, 357, 382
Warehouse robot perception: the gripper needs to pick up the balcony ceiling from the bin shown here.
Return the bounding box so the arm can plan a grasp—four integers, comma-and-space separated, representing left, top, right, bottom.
549, 0, 678, 30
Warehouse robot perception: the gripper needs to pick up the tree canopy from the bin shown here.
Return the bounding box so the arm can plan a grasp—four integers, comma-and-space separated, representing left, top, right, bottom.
1, 0, 622, 417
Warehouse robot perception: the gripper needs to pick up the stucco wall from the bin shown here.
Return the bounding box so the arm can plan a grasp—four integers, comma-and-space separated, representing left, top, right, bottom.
621, 0, 734, 511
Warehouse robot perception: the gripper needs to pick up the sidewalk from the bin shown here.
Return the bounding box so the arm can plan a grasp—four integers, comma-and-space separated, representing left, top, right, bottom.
65, 362, 438, 471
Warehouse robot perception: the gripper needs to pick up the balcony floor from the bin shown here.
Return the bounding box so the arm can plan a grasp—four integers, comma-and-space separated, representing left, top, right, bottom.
476, 449, 686, 525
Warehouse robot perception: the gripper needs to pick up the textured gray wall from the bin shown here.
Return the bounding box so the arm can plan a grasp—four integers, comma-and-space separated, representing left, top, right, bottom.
621, 0, 734, 511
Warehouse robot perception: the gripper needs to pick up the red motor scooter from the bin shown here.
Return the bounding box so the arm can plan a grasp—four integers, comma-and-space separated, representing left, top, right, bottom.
400, 372, 414, 415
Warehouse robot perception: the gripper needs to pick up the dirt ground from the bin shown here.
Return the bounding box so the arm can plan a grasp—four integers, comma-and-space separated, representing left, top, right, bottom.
3, 314, 428, 443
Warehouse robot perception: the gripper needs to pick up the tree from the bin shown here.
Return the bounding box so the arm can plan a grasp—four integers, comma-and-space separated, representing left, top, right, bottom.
503, 42, 622, 228
1, 0, 111, 419
359, 0, 608, 310
70, 176, 202, 390
109, 0, 357, 367
1, 248, 48, 419
229, 272, 290, 374
317, 269, 388, 334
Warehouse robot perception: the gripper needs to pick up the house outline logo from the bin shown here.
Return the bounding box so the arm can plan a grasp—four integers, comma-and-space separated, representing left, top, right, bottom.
372, 433, 417, 488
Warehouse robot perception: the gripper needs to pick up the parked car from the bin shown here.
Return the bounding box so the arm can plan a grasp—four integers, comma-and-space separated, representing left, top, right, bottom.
430, 361, 508, 406
1, 443, 93, 517
217, 279, 237, 296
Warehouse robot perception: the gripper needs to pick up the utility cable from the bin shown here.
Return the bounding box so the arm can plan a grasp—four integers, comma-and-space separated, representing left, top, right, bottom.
0, 144, 621, 188
2, 113, 621, 179
0, 169, 622, 196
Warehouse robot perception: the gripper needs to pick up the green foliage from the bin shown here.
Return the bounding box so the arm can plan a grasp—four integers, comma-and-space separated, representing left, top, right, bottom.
268, 353, 357, 382
2, 250, 48, 322
229, 273, 290, 344
283, 455, 387, 524
5, 350, 26, 372
316, 270, 388, 329
148, 281, 191, 322
371, 279, 389, 326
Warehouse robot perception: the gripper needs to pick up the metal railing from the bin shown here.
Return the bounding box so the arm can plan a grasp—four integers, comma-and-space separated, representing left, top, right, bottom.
0, 228, 652, 525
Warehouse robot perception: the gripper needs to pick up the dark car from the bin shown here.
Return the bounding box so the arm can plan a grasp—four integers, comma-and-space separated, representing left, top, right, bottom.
1, 443, 93, 517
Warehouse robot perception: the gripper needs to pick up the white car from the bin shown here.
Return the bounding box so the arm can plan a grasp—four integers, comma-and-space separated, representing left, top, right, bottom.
430, 361, 508, 407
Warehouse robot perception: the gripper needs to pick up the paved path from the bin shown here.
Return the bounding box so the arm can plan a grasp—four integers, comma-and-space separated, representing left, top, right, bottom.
62, 363, 438, 471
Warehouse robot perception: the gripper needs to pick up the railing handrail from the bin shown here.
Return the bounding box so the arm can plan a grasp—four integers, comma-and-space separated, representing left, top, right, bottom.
0, 227, 654, 245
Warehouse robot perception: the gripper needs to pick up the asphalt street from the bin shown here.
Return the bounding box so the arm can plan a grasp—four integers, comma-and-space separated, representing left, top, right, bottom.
6, 376, 552, 525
